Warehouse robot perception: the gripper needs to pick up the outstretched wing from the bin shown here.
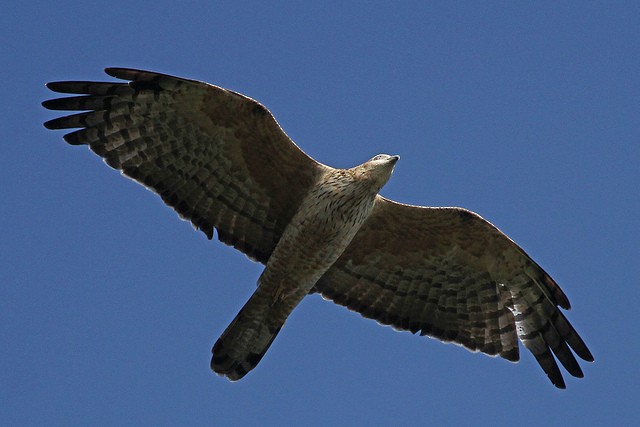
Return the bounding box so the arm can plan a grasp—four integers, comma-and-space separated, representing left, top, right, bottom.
43, 68, 329, 263
315, 196, 593, 388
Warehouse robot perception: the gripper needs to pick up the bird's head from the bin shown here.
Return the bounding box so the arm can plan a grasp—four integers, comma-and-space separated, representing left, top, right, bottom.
355, 154, 399, 190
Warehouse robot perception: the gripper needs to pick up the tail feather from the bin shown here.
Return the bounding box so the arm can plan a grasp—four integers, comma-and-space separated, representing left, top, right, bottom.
211, 288, 286, 381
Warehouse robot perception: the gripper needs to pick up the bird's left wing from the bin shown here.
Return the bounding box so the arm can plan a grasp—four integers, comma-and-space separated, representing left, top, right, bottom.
43, 68, 329, 263
315, 196, 593, 388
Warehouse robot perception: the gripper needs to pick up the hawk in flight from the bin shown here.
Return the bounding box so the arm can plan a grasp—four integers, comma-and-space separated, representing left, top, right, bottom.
43, 68, 593, 388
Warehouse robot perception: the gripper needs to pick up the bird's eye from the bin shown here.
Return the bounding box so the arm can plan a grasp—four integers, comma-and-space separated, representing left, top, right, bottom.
372, 155, 385, 161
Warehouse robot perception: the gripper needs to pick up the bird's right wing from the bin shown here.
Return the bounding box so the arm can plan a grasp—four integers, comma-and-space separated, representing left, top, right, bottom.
43, 68, 330, 263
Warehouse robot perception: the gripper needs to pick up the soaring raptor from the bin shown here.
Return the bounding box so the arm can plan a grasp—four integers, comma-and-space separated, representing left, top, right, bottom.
43, 68, 593, 388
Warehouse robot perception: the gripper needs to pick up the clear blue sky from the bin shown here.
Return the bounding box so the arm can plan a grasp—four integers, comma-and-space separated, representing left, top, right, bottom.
2, 1, 638, 425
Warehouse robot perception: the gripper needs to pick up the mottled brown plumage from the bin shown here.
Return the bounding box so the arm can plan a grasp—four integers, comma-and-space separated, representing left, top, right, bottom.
43, 68, 593, 388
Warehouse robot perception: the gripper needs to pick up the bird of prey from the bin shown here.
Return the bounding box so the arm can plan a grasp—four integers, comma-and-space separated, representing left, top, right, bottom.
43, 68, 593, 388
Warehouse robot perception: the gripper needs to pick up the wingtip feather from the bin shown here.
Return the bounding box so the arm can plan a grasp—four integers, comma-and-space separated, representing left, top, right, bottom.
62, 130, 86, 145
43, 118, 59, 130
104, 67, 135, 79
104, 67, 160, 82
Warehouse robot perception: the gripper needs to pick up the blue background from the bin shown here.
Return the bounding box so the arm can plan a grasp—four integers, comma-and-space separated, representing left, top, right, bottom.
3, 1, 638, 425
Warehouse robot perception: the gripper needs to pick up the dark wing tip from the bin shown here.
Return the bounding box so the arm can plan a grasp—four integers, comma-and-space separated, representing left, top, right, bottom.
62, 130, 86, 146
41, 98, 65, 110
45, 81, 65, 92
104, 67, 168, 82
43, 117, 61, 130
571, 334, 594, 363
104, 67, 139, 80
543, 274, 571, 310
45, 81, 90, 94
553, 377, 567, 389
582, 348, 595, 363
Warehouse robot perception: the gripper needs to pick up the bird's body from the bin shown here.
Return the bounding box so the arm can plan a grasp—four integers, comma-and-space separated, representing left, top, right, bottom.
43, 68, 593, 388
213, 159, 398, 379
